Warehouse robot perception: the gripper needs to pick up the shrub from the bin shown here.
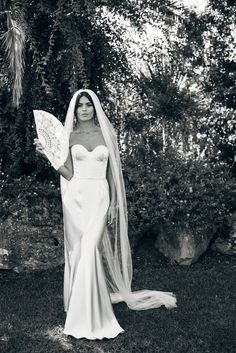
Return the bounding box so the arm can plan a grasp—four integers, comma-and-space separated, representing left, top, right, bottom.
124, 147, 235, 246
1, 148, 235, 250
0, 174, 62, 225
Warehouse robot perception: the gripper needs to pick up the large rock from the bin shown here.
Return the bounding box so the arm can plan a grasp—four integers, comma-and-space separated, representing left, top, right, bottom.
0, 218, 64, 272
211, 211, 236, 256
155, 226, 214, 265
211, 237, 236, 255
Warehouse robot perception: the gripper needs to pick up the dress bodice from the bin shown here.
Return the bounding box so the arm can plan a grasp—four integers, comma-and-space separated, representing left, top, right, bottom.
71, 144, 109, 180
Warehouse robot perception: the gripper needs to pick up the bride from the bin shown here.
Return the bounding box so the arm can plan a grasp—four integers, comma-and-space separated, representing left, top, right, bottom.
34, 89, 177, 340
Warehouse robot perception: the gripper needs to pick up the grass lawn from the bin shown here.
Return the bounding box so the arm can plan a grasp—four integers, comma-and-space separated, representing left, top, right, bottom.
0, 237, 235, 353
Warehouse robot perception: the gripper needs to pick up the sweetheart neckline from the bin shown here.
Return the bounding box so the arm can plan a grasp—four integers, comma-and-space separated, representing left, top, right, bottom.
71, 144, 108, 153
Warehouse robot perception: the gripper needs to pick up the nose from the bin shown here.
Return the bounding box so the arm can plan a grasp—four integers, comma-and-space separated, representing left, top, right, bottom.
82, 104, 87, 111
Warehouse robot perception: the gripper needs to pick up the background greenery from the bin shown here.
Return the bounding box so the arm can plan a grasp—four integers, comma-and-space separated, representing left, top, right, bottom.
0, 0, 235, 246
0, 2, 236, 353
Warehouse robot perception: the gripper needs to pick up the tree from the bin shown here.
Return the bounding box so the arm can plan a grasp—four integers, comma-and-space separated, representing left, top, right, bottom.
0, 0, 185, 178
201, 0, 236, 109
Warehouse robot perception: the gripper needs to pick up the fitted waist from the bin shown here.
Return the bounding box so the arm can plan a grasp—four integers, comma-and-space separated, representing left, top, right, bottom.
72, 160, 107, 180
72, 176, 106, 180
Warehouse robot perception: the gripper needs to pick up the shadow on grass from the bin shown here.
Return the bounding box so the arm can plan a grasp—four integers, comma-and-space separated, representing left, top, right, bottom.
1, 237, 235, 353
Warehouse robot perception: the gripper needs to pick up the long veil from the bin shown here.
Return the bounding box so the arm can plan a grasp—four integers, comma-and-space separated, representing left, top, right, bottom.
61, 89, 177, 311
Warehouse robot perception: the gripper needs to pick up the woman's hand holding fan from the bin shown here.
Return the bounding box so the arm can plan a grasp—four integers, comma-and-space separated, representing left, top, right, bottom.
33, 110, 69, 170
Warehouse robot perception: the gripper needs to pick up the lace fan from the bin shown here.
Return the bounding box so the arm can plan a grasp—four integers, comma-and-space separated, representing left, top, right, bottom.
33, 110, 69, 170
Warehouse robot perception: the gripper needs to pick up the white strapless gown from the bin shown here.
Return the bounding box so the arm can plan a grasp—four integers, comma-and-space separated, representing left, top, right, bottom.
62, 144, 124, 340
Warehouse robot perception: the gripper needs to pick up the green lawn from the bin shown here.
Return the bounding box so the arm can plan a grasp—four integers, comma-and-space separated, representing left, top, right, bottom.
0, 238, 235, 353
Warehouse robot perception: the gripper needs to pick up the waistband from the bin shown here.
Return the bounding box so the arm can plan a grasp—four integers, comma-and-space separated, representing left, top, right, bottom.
72, 176, 106, 180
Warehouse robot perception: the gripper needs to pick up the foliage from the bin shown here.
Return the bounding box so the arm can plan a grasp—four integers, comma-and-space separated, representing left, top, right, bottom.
0, 0, 184, 179
1, 8, 25, 108
0, 0, 136, 178
0, 174, 62, 225
124, 146, 235, 246
196, 105, 236, 170
134, 2, 236, 167
0, 0, 235, 250
202, 0, 236, 109
1, 0, 234, 177
2, 141, 234, 249
1, 0, 181, 106
137, 62, 205, 157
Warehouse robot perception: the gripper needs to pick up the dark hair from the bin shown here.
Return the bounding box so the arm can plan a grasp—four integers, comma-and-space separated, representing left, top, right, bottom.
74, 92, 96, 120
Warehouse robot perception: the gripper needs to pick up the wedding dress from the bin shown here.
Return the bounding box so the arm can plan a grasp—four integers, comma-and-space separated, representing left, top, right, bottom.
62, 144, 124, 339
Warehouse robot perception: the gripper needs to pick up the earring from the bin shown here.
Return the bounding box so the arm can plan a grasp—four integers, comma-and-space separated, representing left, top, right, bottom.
73, 116, 78, 129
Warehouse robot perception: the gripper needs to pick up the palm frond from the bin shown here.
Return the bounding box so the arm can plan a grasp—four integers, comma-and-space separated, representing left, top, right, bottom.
1, 12, 25, 108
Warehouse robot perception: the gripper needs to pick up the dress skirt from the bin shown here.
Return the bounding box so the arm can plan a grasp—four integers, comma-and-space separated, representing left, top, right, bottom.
62, 175, 124, 340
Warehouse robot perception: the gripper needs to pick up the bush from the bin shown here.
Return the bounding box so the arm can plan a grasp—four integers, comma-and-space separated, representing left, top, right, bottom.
124, 147, 235, 246
1, 148, 235, 250
0, 174, 62, 225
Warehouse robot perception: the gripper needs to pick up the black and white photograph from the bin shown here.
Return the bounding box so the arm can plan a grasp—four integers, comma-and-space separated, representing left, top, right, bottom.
0, 0, 235, 352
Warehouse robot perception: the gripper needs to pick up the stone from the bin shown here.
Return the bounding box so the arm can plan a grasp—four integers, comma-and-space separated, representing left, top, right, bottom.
155, 226, 213, 265
0, 248, 10, 270
0, 219, 64, 272
228, 210, 236, 240
211, 210, 236, 256
211, 237, 236, 256
13, 257, 65, 273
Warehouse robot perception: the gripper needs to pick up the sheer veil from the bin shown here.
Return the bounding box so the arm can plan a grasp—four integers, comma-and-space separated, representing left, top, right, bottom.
61, 89, 177, 311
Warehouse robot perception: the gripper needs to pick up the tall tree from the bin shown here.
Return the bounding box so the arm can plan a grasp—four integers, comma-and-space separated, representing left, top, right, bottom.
0, 0, 181, 177
201, 0, 236, 109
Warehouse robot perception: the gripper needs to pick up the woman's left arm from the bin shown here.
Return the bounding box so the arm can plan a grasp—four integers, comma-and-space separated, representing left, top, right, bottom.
106, 158, 117, 224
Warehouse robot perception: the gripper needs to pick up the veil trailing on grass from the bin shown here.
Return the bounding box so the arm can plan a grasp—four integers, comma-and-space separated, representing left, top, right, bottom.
62, 89, 177, 311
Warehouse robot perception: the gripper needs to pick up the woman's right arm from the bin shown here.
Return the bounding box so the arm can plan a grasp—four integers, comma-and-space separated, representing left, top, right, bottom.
34, 138, 73, 180
57, 151, 73, 180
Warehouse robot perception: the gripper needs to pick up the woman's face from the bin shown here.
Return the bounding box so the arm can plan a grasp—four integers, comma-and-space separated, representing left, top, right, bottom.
76, 95, 95, 122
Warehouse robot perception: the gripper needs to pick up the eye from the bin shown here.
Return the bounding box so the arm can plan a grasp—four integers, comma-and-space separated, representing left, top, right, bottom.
86, 103, 92, 107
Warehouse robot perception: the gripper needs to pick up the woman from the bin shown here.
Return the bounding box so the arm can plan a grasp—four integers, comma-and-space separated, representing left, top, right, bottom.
34, 89, 177, 340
